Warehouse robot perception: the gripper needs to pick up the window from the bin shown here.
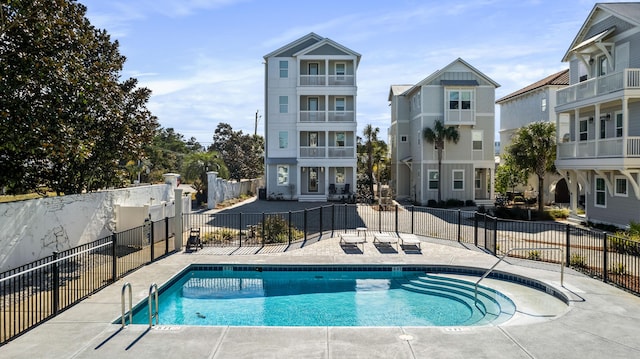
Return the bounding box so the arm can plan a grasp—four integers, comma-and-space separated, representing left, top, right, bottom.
335, 63, 345, 76
595, 177, 606, 207
428, 170, 439, 190
308, 63, 318, 75
336, 167, 345, 184
453, 170, 464, 190
448, 90, 473, 110
278, 131, 288, 149
616, 113, 623, 137
598, 55, 608, 77
600, 119, 606, 139
309, 132, 318, 147
400, 135, 408, 142
475, 171, 481, 190
541, 98, 547, 112
335, 97, 345, 111
277, 165, 289, 185
336, 132, 345, 147
472, 130, 483, 150
279, 61, 288, 78
579, 119, 588, 141
279, 96, 288, 113
615, 177, 628, 197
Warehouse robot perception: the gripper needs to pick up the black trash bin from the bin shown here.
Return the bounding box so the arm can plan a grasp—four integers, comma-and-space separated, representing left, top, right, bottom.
258, 188, 266, 200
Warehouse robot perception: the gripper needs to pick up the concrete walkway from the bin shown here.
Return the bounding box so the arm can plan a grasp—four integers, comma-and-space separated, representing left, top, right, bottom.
2, 199, 640, 358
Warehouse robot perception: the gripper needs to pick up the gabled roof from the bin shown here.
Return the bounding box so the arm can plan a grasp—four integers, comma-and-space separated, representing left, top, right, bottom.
402, 58, 500, 97
388, 85, 412, 101
495, 69, 569, 104
562, 2, 640, 62
263, 32, 361, 67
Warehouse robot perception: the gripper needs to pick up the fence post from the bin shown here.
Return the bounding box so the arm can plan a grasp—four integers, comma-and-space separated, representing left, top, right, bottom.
320, 206, 323, 239
474, 212, 478, 247
457, 209, 461, 243
395, 204, 399, 234
239, 213, 243, 248
411, 206, 414, 234
111, 233, 117, 281
603, 232, 608, 283
164, 217, 169, 255
565, 224, 571, 267
52, 251, 59, 316
378, 204, 382, 233
493, 216, 498, 255
483, 213, 488, 246
291, 211, 295, 245
331, 204, 335, 236
261, 212, 266, 247
149, 219, 155, 263
344, 204, 347, 231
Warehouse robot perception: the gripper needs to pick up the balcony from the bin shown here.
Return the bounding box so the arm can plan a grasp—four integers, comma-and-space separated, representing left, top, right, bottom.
557, 69, 640, 106
300, 75, 354, 86
557, 137, 640, 159
300, 111, 354, 122
299, 146, 354, 158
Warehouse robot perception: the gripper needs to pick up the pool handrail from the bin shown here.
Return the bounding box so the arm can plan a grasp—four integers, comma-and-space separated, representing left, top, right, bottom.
121, 282, 132, 328
474, 247, 564, 311
148, 283, 159, 327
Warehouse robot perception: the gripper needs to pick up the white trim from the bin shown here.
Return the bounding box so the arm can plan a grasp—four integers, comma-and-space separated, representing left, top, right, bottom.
594, 176, 606, 208
452, 170, 464, 191
614, 176, 628, 197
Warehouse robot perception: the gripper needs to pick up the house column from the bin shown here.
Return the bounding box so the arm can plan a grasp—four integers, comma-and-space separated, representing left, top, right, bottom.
489, 167, 495, 201
573, 108, 580, 156
623, 97, 629, 156
594, 104, 600, 156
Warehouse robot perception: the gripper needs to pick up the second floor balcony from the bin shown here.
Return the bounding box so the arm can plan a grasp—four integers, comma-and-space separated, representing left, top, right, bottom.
557, 69, 640, 106
300, 75, 355, 86
300, 110, 355, 122
300, 146, 354, 158
557, 136, 640, 160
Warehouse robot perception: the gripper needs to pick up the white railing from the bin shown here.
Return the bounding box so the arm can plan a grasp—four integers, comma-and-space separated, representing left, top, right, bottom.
328, 111, 355, 122
299, 111, 326, 122
557, 136, 640, 159
328, 75, 354, 86
557, 69, 640, 105
299, 75, 355, 86
300, 75, 326, 86
327, 146, 354, 158
299, 147, 326, 158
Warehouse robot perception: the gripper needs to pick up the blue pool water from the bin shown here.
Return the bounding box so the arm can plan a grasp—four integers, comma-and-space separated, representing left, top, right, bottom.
128, 267, 515, 327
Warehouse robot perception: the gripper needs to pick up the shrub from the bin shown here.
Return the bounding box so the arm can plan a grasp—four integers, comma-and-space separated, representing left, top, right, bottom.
257, 215, 303, 244
527, 250, 541, 261
465, 199, 476, 207
427, 200, 438, 207
446, 199, 464, 207
546, 208, 570, 220
608, 235, 640, 256
569, 254, 586, 268
611, 263, 627, 275
202, 229, 238, 243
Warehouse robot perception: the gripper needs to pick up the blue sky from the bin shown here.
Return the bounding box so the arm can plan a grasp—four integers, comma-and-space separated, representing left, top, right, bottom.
81, 0, 605, 146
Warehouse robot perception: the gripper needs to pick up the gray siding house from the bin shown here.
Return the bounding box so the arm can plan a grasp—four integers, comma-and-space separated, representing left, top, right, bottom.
555, 3, 640, 227
263, 33, 361, 201
389, 58, 500, 206
497, 70, 570, 204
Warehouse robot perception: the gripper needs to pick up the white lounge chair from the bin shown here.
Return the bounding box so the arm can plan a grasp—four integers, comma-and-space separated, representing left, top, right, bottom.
373, 233, 398, 251
340, 233, 366, 252
399, 234, 421, 250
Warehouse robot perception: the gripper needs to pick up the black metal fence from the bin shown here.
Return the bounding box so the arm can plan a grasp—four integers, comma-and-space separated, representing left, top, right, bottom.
0, 217, 175, 345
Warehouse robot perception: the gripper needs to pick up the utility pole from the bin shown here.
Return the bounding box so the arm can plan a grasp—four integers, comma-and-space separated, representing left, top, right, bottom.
254, 110, 261, 135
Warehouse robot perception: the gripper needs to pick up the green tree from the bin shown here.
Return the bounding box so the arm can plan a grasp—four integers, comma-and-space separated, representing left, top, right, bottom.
210, 123, 264, 181
357, 125, 388, 201
506, 121, 556, 213
182, 151, 228, 205
0, 0, 157, 194
495, 154, 528, 195
145, 127, 197, 182
423, 120, 460, 203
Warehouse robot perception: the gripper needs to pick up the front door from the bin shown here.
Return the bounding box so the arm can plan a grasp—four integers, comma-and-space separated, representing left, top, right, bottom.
309, 167, 318, 192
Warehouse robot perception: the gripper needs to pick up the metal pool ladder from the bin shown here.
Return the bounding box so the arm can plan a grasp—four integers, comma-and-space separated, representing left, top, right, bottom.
148, 283, 159, 327
121, 282, 132, 328
474, 247, 565, 310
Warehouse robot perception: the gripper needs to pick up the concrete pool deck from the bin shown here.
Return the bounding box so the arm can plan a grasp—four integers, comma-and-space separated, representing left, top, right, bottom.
2, 231, 640, 359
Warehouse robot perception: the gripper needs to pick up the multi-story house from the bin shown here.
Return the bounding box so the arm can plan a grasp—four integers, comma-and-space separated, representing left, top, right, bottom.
555, 2, 640, 227
389, 58, 499, 206
496, 70, 570, 204
263, 33, 361, 201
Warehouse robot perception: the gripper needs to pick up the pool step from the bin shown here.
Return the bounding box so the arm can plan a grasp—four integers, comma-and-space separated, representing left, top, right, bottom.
398, 274, 516, 325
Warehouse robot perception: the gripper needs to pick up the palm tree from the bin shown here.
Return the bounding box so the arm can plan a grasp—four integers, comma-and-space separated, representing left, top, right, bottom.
363, 124, 380, 198
423, 120, 460, 203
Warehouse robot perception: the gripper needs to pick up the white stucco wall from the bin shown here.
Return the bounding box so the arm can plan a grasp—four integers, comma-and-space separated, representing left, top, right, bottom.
0, 183, 179, 272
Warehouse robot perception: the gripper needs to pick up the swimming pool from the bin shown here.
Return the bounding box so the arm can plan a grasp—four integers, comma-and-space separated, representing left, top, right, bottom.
124, 265, 532, 327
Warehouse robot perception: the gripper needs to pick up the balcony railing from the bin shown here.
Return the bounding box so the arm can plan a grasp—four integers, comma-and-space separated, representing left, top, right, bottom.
557, 69, 640, 106
300, 111, 327, 122
557, 136, 640, 159
299, 146, 354, 158
299, 75, 354, 86
328, 111, 354, 122
299, 111, 354, 122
